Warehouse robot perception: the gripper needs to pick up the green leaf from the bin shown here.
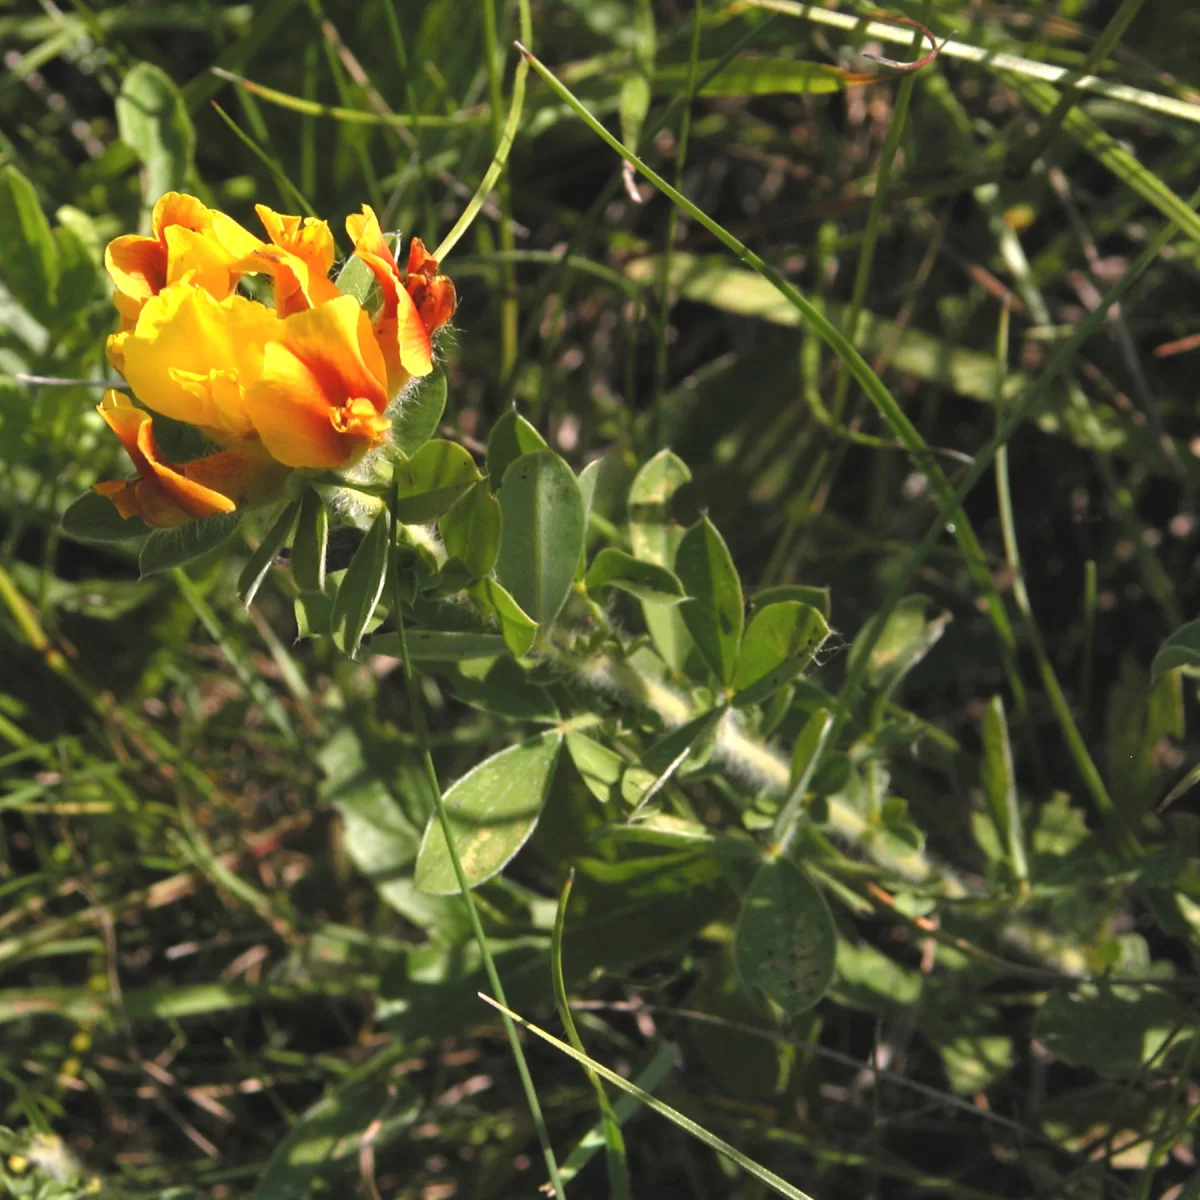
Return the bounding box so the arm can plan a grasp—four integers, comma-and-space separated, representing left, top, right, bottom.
138, 512, 240, 576
333, 254, 377, 307
367, 630, 510, 661
439, 481, 501, 578
393, 438, 480, 523
736, 857, 836, 1015
475, 577, 538, 656
733, 601, 830, 707
628, 450, 695, 672
981, 695, 1028, 881
393, 366, 447, 455
676, 516, 744, 689
291, 487, 328, 593
752, 584, 832, 621
585, 547, 685, 606
495, 449, 585, 629
237, 501, 299, 609
414, 731, 563, 894
642, 708, 723, 777
789, 705, 835, 793
116, 62, 196, 206
656, 58, 858, 96
849, 594, 949, 695
330, 509, 389, 657
294, 590, 333, 639
253, 1074, 420, 1200
1151, 618, 1200, 683
440, 659, 558, 721
486, 409, 547, 487
52, 223, 97, 320
61, 490, 151, 542
567, 732, 625, 803
1034, 985, 1183, 1076
0, 165, 59, 325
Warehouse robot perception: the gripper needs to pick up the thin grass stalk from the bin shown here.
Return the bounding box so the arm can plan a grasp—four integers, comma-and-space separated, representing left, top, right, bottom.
386, 485, 566, 1200
480, 0, 520, 376
652, 0, 703, 444
551, 871, 630, 1200
210, 102, 316, 216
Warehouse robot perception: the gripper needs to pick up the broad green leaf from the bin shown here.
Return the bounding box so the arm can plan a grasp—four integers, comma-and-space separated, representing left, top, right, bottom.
736, 857, 836, 1015
333, 254, 377, 307
585, 547, 684, 606
789, 706, 835, 793
52, 223, 97, 319
330, 509, 389, 657
495, 450, 585, 629
237, 500, 299, 609
61, 490, 150, 542
475, 577, 538, 657
291, 487, 328, 593
849, 594, 949, 696
393, 438, 480, 523
441, 659, 558, 721
393, 366, 447, 455
1034, 985, 1183, 1076
655, 58, 860, 96
253, 1075, 420, 1200
619, 0, 654, 152
752, 583, 831, 621
981, 695, 1028, 881
414, 731, 563, 894
642, 708, 723, 777
138, 512, 240, 576
294, 590, 333, 639
567, 732, 625, 803
486, 409, 547, 487
733, 601, 830, 707
116, 62, 195, 207
676, 516, 744, 689
439, 481, 501, 577
367, 630, 510, 661
628, 450, 695, 670
0, 165, 59, 325
1151, 618, 1200, 683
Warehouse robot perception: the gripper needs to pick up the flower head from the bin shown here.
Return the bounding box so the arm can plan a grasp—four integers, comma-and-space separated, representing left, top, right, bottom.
93, 195, 457, 529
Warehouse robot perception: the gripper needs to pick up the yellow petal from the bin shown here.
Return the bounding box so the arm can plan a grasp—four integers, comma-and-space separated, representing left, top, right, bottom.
256, 205, 336, 277
243, 295, 390, 468
120, 283, 279, 440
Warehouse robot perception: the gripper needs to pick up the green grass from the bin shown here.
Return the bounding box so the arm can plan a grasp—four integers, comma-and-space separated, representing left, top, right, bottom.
2, 1, 1200, 1197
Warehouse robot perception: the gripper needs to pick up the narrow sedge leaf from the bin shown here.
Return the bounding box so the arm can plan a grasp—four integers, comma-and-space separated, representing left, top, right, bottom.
981, 695, 1028, 882
237, 500, 299, 609
414, 731, 563, 894
0, 165, 59, 324
495, 450, 585, 629
393, 367, 448, 455
486, 410, 547, 489
628, 450, 695, 670
116, 63, 196, 206
585, 547, 684, 606
330, 509, 389, 657
61, 490, 151, 542
476, 577, 538, 656
735, 857, 836, 1015
733, 601, 830, 707
655, 58, 864, 96
675, 516, 744, 688
291, 488, 328, 593
139, 512, 240, 576
393, 439, 480, 523
566, 732, 625, 803
439, 481, 501, 577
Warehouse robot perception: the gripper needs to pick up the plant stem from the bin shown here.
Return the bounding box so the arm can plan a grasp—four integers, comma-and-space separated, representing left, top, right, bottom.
387, 485, 566, 1200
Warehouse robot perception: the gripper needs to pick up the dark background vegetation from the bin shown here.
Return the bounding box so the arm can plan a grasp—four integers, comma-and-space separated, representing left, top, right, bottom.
2, 0, 1199, 1197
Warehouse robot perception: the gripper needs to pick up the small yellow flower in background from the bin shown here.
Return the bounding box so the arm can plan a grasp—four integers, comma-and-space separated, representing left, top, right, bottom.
93, 195, 457, 528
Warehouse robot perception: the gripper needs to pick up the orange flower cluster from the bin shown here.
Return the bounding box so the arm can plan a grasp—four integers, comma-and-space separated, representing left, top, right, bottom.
95, 194, 456, 528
